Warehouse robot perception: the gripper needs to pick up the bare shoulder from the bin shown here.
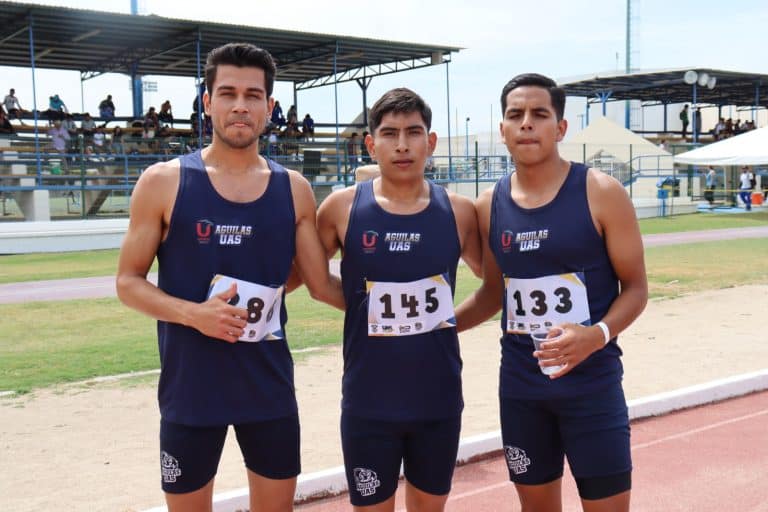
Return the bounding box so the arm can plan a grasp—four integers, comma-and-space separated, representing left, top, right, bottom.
586, 167, 627, 196
133, 158, 181, 196
320, 184, 356, 214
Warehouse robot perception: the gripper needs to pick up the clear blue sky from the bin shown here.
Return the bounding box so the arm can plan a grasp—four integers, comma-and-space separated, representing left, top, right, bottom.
3, 0, 768, 139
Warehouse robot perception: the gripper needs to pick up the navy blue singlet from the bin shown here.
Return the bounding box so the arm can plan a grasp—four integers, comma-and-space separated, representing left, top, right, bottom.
156, 151, 297, 426
489, 162, 623, 400
341, 180, 463, 421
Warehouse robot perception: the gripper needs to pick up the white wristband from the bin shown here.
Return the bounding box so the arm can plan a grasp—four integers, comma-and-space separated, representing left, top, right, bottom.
596, 321, 611, 345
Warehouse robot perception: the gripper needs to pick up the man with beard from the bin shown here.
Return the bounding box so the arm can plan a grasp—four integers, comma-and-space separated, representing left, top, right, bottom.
117, 43, 343, 512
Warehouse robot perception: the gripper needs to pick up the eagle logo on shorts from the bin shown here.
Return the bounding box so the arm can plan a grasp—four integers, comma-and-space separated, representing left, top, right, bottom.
353, 467, 381, 496
160, 450, 182, 483
504, 445, 531, 475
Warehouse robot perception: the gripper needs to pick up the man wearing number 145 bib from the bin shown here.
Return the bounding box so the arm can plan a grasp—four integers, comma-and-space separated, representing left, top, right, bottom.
456, 74, 648, 512
116, 44, 343, 512
317, 88, 481, 511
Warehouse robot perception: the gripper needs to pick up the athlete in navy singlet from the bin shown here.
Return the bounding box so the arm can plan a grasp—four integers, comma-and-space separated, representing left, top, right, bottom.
117, 43, 343, 512
317, 88, 481, 511
456, 74, 647, 512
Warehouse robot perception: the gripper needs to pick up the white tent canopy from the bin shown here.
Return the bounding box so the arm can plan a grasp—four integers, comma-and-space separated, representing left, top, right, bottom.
559, 117, 671, 171
674, 127, 768, 166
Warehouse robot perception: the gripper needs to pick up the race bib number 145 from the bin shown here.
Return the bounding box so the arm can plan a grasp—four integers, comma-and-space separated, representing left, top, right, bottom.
207, 274, 284, 342
366, 274, 455, 337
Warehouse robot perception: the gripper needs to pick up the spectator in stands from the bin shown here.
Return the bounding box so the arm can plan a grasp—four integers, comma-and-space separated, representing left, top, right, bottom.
92, 126, 106, 152
3, 88, 25, 124
111, 126, 124, 154
679, 104, 689, 140
302, 113, 315, 141
287, 104, 298, 125
98, 94, 115, 123
0, 108, 14, 135
713, 118, 725, 141
48, 120, 70, 153
81, 113, 96, 142
360, 130, 371, 163
658, 139, 668, 151
267, 128, 279, 156
724, 118, 733, 138
158, 100, 173, 126
46, 94, 68, 123
733, 119, 742, 135
346, 132, 359, 171
143, 107, 159, 137
271, 100, 285, 127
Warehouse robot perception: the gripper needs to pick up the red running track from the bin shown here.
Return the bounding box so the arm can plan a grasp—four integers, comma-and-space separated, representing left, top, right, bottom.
296, 390, 768, 511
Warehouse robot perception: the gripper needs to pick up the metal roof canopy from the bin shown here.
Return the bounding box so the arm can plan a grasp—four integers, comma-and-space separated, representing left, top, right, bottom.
561, 69, 768, 107
0, 1, 460, 90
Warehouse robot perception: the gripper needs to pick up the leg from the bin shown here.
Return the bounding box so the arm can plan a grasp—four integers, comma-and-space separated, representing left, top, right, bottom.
353, 495, 396, 512
341, 413, 404, 509
559, 384, 632, 512
514, 479, 563, 512
581, 490, 630, 512
246, 470, 297, 512
402, 416, 462, 512
235, 415, 301, 512
159, 420, 228, 512
404, 481, 448, 512
500, 397, 565, 512
166, 478, 215, 512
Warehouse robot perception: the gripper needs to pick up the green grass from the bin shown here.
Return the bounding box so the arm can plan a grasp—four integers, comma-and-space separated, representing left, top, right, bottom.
0, 249, 124, 284
638, 210, 768, 234
3, 240, 767, 393
645, 238, 768, 299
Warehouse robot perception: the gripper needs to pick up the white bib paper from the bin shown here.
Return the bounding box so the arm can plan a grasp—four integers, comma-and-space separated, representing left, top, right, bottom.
504, 272, 590, 334
366, 274, 455, 337
207, 274, 284, 342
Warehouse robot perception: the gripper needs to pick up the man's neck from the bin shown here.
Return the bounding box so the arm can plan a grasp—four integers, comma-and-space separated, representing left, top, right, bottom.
201, 141, 265, 176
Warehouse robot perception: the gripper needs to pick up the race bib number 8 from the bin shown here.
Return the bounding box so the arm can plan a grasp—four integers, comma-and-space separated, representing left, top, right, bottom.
207, 274, 284, 342
504, 272, 590, 334
367, 274, 455, 337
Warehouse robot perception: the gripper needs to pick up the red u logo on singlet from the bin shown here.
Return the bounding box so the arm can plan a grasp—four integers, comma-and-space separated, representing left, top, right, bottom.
362, 231, 378, 248
501, 231, 514, 248
196, 222, 212, 238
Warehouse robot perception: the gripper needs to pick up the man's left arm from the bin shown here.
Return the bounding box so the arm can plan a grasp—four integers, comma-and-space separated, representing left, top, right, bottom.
448, 192, 482, 277
540, 170, 648, 378
287, 170, 345, 310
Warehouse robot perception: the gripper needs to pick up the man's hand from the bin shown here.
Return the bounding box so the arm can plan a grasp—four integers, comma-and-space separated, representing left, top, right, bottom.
190, 282, 248, 343
533, 323, 605, 379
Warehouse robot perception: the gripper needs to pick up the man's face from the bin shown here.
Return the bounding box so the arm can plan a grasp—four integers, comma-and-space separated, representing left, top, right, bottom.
204, 64, 273, 150
500, 86, 566, 167
367, 111, 436, 180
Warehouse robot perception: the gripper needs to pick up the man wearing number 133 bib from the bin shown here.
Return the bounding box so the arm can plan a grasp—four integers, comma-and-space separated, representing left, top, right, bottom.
318, 88, 481, 510
456, 74, 648, 511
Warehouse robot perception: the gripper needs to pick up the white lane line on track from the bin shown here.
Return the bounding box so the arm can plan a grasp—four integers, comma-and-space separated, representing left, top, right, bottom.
631, 407, 768, 451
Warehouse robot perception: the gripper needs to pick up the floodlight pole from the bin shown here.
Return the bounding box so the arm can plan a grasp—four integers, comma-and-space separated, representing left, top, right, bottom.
692, 83, 697, 143
445, 60, 453, 178
28, 15, 42, 179
130, 0, 143, 119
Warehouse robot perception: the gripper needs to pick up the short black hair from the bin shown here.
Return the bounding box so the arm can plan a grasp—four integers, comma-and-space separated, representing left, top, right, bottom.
205, 43, 276, 97
369, 88, 432, 133
500, 73, 566, 120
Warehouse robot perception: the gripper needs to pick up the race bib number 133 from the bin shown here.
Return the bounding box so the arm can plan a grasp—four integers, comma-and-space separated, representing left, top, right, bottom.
504, 272, 590, 334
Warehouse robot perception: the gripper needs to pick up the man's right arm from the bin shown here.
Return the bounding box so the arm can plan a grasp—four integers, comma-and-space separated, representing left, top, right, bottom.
454, 189, 504, 332
115, 161, 247, 343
